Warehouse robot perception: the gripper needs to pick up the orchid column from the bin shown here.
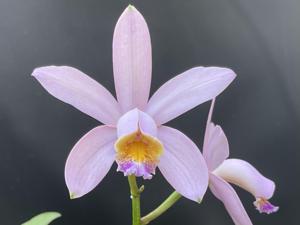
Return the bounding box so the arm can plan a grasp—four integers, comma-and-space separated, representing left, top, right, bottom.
32, 5, 236, 225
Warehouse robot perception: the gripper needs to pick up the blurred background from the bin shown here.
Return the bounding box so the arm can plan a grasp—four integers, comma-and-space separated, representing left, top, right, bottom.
0, 0, 299, 224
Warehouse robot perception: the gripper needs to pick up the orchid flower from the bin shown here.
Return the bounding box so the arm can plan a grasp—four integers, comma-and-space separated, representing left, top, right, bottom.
31, 5, 236, 202
203, 99, 278, 224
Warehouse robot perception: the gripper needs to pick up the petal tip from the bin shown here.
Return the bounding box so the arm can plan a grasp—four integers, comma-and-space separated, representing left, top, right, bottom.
217, 67, 237, 84
124, 4, 139, 15
31, 66, 56, 79
197, 197, 203, 204
31, 67, 41, 77
127, 4, 135, 10
69, 192, 77, 199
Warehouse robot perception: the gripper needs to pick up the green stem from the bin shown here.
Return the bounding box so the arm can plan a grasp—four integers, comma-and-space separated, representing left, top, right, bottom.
128, 175, 141, 225
141, 191, 182, 225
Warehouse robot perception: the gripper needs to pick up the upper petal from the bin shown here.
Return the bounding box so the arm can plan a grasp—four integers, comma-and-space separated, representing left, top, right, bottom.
146, 67, 236, 125
213, 159, 276, 199
32, 66, 121, 125
113, 5, 152, 112
209, 173, 253, 225
65, 126, 117, 198
158, 126, 208, 202
203, 99, 229, 170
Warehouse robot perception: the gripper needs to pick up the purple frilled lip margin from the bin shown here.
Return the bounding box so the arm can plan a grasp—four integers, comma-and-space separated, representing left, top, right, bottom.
203, 99, 278, 225
32, 5, 276, 212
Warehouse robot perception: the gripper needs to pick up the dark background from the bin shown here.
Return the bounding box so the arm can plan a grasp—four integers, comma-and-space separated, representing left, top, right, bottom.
0, 0, 299, 224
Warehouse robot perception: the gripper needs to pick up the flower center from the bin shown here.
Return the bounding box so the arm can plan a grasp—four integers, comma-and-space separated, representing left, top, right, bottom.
115, 129, 163, 179
253, 197, 279, 214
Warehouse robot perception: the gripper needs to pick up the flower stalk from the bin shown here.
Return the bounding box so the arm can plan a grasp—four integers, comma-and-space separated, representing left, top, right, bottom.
141, 191, 181, 225
128, 175, 141, 225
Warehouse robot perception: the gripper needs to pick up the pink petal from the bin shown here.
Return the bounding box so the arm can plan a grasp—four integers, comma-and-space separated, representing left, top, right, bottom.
113, 5, 152, 112
203, 99, 229, 170
209, 173, 253, 225
65, 126, 117, 198
32, 66, 121, 125
213, 159, 275, 199
117, 108, 157, 137
146, 67, 236, 125
158, 126, 208, 202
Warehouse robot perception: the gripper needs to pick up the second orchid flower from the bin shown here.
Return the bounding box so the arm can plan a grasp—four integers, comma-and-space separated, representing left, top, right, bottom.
203, 99, 278, 224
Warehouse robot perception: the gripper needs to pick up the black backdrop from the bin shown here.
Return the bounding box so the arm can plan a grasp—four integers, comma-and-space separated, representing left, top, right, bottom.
0, 0, 299, 224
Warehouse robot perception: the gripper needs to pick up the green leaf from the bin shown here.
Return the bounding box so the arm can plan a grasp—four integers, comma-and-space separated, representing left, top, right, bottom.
22, 212, 61, 225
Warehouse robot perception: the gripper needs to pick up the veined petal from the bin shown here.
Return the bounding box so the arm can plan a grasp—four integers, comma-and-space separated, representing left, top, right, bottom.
113, 5, 152, 112
32, 66, 121, 125
213, 159, 275, 199
65, 126, 117, 198
158, 126, 208, 202
203, 99, 229, 170
209, 173, 253, 225
146, 67, 236, 125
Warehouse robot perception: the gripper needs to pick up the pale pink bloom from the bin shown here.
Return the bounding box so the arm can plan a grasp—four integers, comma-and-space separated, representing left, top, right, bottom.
203, 99, 278, 224
32, 6, 236, 201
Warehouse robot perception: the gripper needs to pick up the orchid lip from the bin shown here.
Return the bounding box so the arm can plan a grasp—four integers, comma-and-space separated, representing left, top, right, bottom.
115, 129, 163, 179
253, 197, 279, 214
115, 109, 163, 179
116, 161, 155, 179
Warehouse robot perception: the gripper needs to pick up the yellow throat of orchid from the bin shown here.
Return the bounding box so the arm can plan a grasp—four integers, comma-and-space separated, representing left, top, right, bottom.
115, 129, 163, 179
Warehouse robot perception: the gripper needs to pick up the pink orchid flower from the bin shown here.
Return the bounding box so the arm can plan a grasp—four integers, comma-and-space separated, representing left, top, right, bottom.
32, 5, 236, 202
203, 99, 278, 224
